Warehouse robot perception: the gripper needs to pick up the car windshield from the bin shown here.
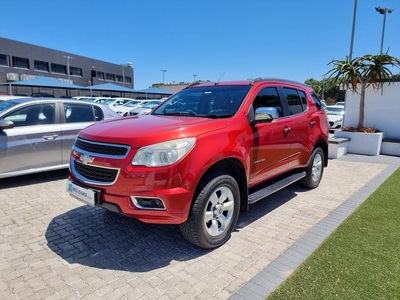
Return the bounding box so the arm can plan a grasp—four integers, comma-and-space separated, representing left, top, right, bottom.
152, 85, 251, 118
124, 100, 141, 107
102, 99, 117, 105
143, 101, 161, 108
0, 101, 18, 113
325, 106, 344, 115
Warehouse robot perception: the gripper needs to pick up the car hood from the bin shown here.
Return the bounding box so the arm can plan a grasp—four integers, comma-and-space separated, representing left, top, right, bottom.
79, 115, 229, 148
327, 114, 343, 121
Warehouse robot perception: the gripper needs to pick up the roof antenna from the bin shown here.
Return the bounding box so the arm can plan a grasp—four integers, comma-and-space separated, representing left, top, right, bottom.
216, 71, 226, 84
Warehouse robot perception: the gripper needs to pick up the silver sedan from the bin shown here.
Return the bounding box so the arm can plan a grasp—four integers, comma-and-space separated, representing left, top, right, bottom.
0, 98, 120, 178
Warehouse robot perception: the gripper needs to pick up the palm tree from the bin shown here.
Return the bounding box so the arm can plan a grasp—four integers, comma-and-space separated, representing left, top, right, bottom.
325, 53, 400, 129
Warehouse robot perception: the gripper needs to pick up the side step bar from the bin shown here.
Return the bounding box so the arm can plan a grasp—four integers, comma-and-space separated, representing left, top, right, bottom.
248, 171, 306, 204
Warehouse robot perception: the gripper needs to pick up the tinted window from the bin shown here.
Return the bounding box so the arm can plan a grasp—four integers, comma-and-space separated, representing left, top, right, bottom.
12, 56, 29, 69
283, 87, 304, 115
34, 60, 49, 72
94, 106, 103, 121
0, 54, 9, 66
311, 92, 323, 109
298, 90, 308, 110
153, 85, 251, 117
64, 104, 95, 123
253, 87, 283, 117
51, 63, 67, 74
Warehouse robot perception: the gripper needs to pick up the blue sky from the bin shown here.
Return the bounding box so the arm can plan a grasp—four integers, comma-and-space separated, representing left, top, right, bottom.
1, 0, 399, 89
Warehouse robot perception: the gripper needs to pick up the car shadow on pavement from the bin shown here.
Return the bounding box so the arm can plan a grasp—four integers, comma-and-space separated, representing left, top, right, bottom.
45, 206, 211, 272
236, 183, 302, 229
0, 169, 70, 189
45, 183, 303, 272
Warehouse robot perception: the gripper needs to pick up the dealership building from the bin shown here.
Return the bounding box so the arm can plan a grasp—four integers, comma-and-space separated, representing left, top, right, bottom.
0, 37, 137, 97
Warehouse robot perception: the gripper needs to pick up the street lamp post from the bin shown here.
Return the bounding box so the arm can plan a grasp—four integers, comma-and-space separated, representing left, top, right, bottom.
321, 76, 325, 101
161, 70, 167, 84
64, 55, 73, 81
349, 0, 358, 61
193, 74, 197, 82
121, 62, 133, 87
375, 6, 395, 54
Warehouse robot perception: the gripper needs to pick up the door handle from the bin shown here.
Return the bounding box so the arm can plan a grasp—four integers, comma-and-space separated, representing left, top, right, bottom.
283, 127, 291, 133
43, 134, 59, 140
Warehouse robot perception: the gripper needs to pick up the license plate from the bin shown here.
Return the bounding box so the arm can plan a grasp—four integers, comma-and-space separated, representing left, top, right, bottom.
66, 180, 99, 206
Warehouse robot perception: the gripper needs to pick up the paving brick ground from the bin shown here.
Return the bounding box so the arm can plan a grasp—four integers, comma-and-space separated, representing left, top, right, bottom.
0, 154, 398, 300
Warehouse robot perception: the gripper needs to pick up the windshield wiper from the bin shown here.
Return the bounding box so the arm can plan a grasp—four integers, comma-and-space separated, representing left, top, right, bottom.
164, 111, 197, 116
205, 114, 233, 119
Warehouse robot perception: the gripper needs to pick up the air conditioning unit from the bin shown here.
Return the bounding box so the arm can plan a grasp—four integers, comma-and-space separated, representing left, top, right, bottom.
6, 73, 19, 81
20, 74, 37, 81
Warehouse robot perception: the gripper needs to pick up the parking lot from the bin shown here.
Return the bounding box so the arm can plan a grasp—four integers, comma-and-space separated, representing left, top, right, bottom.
0, 155, 396, 299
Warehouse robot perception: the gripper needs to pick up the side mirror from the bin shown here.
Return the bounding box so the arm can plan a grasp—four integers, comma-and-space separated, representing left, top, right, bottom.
0, 119, 14, 131
254, 107, 279, 123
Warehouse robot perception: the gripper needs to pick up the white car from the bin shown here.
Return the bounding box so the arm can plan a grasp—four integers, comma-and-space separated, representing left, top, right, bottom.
101, 98, 134, 109
325, 105, 344, 129
128, 100, 163, 116
112, 99, 146, 116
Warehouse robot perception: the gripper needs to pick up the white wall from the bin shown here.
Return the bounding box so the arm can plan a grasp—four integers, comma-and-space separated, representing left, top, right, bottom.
343, 82, 400, 138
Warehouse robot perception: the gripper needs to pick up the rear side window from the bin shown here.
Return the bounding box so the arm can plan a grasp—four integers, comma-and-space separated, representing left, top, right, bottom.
64, 104, 95, 123
311, 93, 323, 109
283, 88, 307, 115
94, 106, 103, 121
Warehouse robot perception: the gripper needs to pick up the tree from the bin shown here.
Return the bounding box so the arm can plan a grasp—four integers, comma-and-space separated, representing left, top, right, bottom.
325, 54, 400, 129
304, 78, 345, 103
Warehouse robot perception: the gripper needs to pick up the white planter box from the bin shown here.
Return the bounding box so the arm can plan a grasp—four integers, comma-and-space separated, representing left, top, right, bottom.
334, 131, 384, 156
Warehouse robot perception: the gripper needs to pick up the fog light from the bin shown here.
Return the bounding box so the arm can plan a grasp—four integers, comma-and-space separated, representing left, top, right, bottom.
131, 196, 166, 210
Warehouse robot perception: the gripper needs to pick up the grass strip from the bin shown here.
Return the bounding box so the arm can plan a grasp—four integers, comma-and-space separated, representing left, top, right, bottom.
267, 168, 400, 300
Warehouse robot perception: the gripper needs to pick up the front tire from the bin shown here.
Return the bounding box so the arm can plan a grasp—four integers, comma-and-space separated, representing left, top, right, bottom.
180, 172, 240, 249
300, 147, 324, 188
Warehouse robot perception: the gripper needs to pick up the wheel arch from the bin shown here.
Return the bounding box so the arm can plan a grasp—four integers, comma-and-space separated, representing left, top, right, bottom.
193, 158, 249, 214
313, 137, 328, 167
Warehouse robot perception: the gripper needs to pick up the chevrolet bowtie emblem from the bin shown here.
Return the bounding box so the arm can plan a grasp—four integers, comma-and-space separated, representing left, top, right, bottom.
79, 153, 95, 165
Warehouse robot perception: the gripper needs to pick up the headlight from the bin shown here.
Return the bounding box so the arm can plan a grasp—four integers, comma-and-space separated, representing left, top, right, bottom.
132, 138, 196, 167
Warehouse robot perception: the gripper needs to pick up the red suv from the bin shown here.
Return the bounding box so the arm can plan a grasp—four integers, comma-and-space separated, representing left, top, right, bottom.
67, 78, 329, 249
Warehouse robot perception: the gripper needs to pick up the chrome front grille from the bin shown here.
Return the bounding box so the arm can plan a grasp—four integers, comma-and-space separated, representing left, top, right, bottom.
75, 138, 130, 157
74, 160, 118, 183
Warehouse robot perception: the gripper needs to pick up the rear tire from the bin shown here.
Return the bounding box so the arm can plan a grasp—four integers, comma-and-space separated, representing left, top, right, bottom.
180, 172, 240, 249
300, 147, 324, 188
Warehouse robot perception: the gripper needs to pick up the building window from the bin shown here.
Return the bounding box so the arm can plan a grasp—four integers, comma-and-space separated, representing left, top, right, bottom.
97, 71, 104, 80
51, 63, 67, 75
125, 77, 132, 84
70, 66, 82, 77
12, 56, 29, 69
34, 60, 49, 72
105, 73, 114, 81
116, 75, 123, 82
0, 54, 9, 67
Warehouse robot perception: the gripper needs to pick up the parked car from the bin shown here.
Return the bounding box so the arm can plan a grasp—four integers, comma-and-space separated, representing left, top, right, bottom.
112, 99, 145, 116
0, 98, 120, 179
31, 93, 54, 98
71, 96, 89, 101
101, 98, 134, 109
0, 95, 31, 101
85, 97, 109, 103
67, 78, 329, 249
128, 100, 163, 115
325, 105, 344, 128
